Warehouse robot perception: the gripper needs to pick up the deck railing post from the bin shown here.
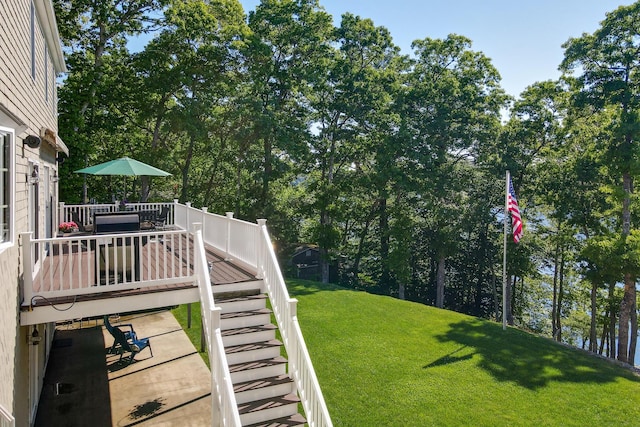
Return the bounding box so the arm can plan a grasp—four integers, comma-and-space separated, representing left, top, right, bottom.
208, 306, 219, 426
201, 207, 207, 238
186, 202, 192, 231
59, 202, 65, 224
256, 219, 267, 279
288, 298, 298, 371
21, 232, 34, 306
172, 199, 178, 226
193, 223, 203, 298
225, 212, 233, 261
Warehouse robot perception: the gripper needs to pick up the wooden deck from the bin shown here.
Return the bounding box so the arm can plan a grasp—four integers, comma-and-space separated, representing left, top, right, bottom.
27, 232, 258, 309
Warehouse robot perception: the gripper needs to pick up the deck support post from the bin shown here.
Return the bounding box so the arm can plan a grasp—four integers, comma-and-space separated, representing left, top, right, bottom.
22, 232, 34, 306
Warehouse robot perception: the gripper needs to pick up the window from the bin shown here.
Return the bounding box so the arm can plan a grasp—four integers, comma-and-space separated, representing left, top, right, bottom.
30, 1, 36, 80
0, 127, 14, 248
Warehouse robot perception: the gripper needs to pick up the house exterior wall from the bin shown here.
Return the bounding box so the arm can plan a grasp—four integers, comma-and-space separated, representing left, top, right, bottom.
0, 0, 66, 424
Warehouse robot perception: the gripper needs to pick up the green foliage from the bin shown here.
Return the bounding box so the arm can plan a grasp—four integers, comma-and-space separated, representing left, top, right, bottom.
171, 304, 209, 366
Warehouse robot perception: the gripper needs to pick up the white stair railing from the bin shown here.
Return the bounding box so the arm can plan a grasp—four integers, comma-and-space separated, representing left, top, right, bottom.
175, 204, 333, 427
193, 226, 241, 427
256, 222, 333, 427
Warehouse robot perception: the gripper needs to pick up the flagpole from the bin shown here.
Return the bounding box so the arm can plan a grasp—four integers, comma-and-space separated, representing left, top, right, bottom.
503, 170, 509, 331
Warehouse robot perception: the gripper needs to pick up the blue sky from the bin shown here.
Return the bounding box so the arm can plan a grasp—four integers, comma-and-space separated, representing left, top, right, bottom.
239, 0, 634, 98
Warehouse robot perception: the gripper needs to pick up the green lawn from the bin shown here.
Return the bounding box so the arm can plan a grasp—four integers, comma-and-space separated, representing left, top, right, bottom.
173, 280, 640, 426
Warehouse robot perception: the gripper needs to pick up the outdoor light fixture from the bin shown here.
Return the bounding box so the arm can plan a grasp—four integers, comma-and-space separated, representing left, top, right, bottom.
23, 134, 41, 149
56, 153, 66, 164
30, 326, 41, 345
29, 166, 39, 184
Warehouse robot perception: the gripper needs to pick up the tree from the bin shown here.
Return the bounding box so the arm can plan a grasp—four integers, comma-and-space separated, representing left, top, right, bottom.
307, 13, 402, 284
132, 0, 246, 203
243, 0, 333, 220
561, 2, 640, 365
55, 0, 166, 202
399, 34, 506, 306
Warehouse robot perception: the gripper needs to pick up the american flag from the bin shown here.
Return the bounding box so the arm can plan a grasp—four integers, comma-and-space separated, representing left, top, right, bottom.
508, 177, 523, 243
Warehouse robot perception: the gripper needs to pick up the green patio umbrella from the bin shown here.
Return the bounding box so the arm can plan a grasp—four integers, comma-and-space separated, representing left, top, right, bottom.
74, 157, 171, 203
74, 156, 171, 176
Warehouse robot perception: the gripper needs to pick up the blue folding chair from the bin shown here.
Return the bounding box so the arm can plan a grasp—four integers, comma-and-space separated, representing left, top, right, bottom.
103, 315, 136, 354
111, 326, 153, 365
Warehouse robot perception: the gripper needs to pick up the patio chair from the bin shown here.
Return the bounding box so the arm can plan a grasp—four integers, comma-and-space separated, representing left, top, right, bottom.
154, 206, 169, 229
71, 211, 85, 232
71, 210, 93, 233
111, 326, 153, 365
103, 315, 136, 354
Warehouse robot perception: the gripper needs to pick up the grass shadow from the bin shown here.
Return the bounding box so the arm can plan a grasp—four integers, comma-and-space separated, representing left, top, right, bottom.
424, 346, 475, 368
435, 318, 640, 390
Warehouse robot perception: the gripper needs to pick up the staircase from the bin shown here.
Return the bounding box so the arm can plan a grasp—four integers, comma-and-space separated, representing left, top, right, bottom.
214, 285, 307, 427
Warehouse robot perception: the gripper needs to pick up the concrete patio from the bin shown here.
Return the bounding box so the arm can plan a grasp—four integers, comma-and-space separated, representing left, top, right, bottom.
35, 309, 212, 426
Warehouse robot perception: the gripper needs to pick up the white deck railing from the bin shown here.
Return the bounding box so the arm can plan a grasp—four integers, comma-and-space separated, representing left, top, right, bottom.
22, 229, 193, 305
193, 226, 242, 427
59, 201, 175, 229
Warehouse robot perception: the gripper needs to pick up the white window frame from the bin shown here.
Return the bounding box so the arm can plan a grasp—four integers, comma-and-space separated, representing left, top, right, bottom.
0, 126, 15, 252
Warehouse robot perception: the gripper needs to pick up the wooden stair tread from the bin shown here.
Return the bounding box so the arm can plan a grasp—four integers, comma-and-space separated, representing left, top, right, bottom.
220, 308, 272, 319
244, 413, 307, 427
229, 356, 287, 373
222, 324, 276, 336
233, 374, 293, 393
226, 339, 282, 354
238, 393, 301, 414
215, 293, 267, 303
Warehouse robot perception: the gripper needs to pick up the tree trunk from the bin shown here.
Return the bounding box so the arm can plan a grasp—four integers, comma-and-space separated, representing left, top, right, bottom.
557, 254, 564, 342
599, 313, 608, 356
630, 296, 637, 363
506, 274, 514, 326
180, 135, 195, 203
552, 242, 559, 339
618, 171, 635, 364
436, 256, 445, 308
352, 201, 377, 288
589, 281, 598, 351
379, 197, 390, 294
320, 246, 330, 284
491, 267, 500, 321
140, 176, 150, 202
261, 136, 272, 216
318, 136, 337, 285
608, 282, 616, 359
618, 273, 635, 364
474, 225, 489, 315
